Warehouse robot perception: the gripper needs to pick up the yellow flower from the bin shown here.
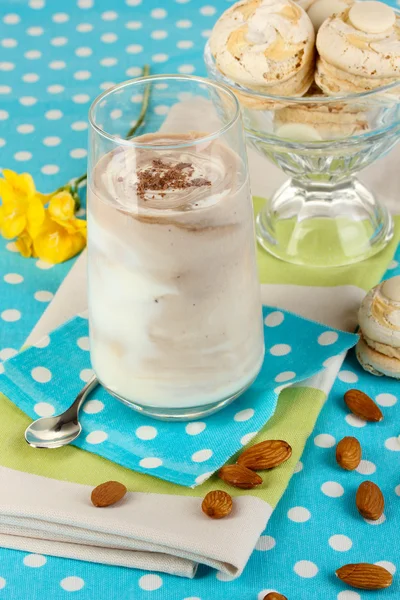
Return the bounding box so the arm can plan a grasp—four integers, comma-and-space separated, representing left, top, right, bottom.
0, 169, 46, 239
33, 191, 87, 264
15, 231, 36, 258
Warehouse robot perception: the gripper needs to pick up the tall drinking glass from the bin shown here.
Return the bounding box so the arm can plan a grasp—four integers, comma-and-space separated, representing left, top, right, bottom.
88, 75, 264, 420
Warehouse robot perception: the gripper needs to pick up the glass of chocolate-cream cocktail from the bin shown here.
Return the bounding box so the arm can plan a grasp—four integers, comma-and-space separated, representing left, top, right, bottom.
87, 75, 265, 420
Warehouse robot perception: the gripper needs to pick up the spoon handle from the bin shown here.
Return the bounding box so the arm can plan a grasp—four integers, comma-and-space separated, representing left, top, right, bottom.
62, 374, 98, 421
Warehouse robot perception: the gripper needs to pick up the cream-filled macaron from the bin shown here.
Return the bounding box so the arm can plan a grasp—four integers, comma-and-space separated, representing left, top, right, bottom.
356, 275, 400, 379
316, 1, 400, 95
209, 0, 315, 98
297, 0, 353, 31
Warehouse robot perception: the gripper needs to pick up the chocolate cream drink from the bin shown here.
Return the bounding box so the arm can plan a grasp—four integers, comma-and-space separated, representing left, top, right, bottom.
88, 132, 264, 411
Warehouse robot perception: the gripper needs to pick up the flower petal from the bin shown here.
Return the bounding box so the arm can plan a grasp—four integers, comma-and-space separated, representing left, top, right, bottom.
0, 206, 26, 239
34, 219, 86, 263
15, 231, 34, 258
0, 179, 16, 206
49, 191, 75, 221
26, 196, 46, 238
3, 170, 36, 197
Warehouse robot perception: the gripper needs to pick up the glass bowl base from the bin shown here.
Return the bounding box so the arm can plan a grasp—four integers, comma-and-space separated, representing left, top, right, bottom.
256, 178, 393, 268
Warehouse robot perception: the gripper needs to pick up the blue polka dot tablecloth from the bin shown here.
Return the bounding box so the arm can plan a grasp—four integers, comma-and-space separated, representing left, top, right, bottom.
0, 305, 357, 487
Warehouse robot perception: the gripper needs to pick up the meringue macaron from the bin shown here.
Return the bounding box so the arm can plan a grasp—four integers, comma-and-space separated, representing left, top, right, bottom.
316, 1, 400, 95
356, 275, 400, 379
297, 0, 353, 31
209, 0, 315, 98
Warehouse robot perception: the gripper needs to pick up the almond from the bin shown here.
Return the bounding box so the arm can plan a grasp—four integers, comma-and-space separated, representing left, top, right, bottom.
356, 480, 384, 520
237, 440, 292, 471
336, 436, 362, 470
202, 490, 233, 519
336, 563, 392, 590
263, 593, 288, 600
344, 389, 383, 422
218, 464, 262, 489
91, 481, 127, 507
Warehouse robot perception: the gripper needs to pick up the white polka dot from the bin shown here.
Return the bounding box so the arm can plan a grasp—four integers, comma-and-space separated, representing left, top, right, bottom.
139, 457, 163, 469
385, 437, 400, 451
31, 366, 52, 383
83, 400, 104, 414
345, 414, 366, 428
294, 461, 303, 473
17, 124, 35, 136
275, 371, 296, 383
337, 592, 361, 600
0, 85, 11, 95
138, 574, 163, 591
388, 259, 399, 270
86, 430, 108, 444
4, 273, 23, 284
1, 309, 21, 322
318, 331, 339, 345
27, 26, 44, 36
3, 13, 21, 24
100, 81, 116, 90
177, 40, 194, 49
24, 50, 42, 59
395, 484, 400, 496
270, 344, 291, 356
194, 471, 213, 485
355, 460, 376, 475
50, 36, 68, 46
0, 348, 17, 360
101, 10, 118, 20
0, 62, 16, 70
29, 0, 45, 7
200, 5, 216, 15
294, 560, 318, 578
77, 336, 90, 351
151, 8, 167, 18
321, 481, 344, 498
34, 291, 53, 302
52, 12, 69, 23
80, 369, 94, 382
33, 335, 50, 349
151, 30, 168, 39
49, 60, 66, 70
71, 121, 88, 131
22, 72, 39, 83
185, 422, 206, 435
41, 165, 60, 175
288, 506, 311, 523
43, 136, 61, 147
6, 242, 18, 252
76, 23, 93, 32
152, 53, 169, 62
0, 578, 5, 590
191, 449, 213, 463
110, 109, 122, 120
338, 370, 358, 383
60, 577, 85, 592
314, 433, 336, 448
126, 0, 142, 5
101, 33, 118, 43
215, 572, 238, 581
240, 431, 257, 446
154, 105, 169, 115
72, 94, 90, 104
0, 110, 9, 120
19, 96, 37, 106
126, 66, 142, 77
2, 38, 17, 48
78, 0, 93, 7
0, 364, 4, 375
70, 148, 87, 159
329, 534, 352, 552
34, 402, 55, 417
375, 561, 396, 574
178, 64, 195, 74
45, 109, 63, 120
255, 535, 276, 551
14, 151, 32, 161
176, 19, 192, 28
23, 554, 47, 568
36, 260, 54, 269
136, 426, 158, 440
100, 57, 117, 66
376, 393, 397, 407
75, 46, 92, 57
365, 513, 386, 525
74, 70, 91, 80
126, 44, 143, 54
47, 85, 64, 94
264, 311, 284, 327
234, 408, 254, 422
126, 21, 142, 30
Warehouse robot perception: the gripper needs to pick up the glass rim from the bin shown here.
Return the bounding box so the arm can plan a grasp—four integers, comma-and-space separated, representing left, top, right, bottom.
204, 41, 400, 104
88, 74, 241, 149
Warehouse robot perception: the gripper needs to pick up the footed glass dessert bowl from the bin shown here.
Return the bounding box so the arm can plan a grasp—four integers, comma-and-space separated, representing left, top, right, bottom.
205, 42, 400, 268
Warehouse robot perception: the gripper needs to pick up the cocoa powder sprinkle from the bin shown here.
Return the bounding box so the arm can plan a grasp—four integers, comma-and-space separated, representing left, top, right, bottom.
136, 159, 211, 200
